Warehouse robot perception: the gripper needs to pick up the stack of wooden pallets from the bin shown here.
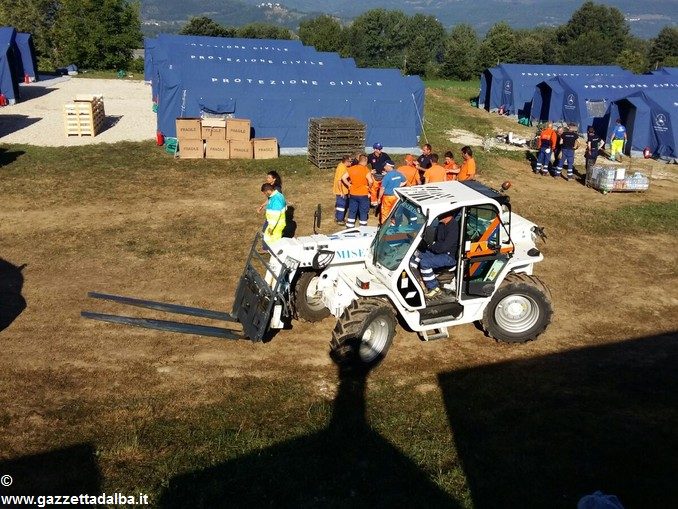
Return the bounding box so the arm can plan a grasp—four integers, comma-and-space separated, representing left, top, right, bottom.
63, 94, 105, 137
308, 117, 365, 169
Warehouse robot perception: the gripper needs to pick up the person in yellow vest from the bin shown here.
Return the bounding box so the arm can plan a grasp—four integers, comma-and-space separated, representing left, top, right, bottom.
261, 183, 286, 249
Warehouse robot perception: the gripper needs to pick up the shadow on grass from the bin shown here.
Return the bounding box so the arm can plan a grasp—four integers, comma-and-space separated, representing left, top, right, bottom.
158, 365, 459, 508
0, 259, 26, 332
0, 115, 41, 138
438, 331, 678, 508
0, 443, 101, 496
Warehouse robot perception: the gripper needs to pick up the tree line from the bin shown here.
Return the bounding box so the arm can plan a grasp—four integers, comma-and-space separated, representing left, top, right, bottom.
1, 1, 676, 77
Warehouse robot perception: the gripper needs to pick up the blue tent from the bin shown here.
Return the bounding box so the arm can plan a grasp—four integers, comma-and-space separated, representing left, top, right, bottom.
15, 32, 38, 82
0, 26, 20, 104
150, 34, 425, 149
531, 74, 678, 134
650, 67, 678, 76
481, 64, 633, 116
607, 89, 678, 159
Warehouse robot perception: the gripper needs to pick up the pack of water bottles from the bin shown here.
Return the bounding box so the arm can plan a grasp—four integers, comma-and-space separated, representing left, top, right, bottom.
586, 165, 649, 193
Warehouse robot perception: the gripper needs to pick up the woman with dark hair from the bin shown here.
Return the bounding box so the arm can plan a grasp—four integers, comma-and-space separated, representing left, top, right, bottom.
258, 170, 283, 214
266, 170, 282, 192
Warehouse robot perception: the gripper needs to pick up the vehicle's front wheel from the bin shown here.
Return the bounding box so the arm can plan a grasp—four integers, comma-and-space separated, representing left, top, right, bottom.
481, 272, 553, 343
294, 271, 330, 322
330, 298, 396, 369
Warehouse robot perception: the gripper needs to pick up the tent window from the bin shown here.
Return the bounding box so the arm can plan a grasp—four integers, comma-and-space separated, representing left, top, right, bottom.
586, 99, 607, 118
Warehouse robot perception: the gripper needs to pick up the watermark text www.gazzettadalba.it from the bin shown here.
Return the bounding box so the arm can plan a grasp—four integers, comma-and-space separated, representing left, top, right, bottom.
1, 474, 149, 507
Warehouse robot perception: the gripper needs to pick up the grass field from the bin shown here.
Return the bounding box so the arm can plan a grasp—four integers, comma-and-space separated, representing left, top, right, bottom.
1, 82, 677, 508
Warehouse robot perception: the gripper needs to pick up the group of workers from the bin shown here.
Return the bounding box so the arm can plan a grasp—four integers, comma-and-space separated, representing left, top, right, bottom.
534, 119, 626, 180
333, 143, 477, 228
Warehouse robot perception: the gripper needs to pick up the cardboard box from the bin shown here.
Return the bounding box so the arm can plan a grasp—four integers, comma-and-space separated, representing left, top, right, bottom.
206, 139, 230, 159
179, 138, 204, 159
201, 118, 227, 141
253, 138, 279, 159
226, 118, 251, 141
230, 140, 253, 159
176, 118, 202, 140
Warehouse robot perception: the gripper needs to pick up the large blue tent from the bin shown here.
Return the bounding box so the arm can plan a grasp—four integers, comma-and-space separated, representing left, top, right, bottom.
607, 89, 678, 159
0, 27, 21, 104
530, 74, 678, 134
15, 32, 38, 82
149, 34, 425, 149
479, 64, 632, 116
650, 67, 678, 76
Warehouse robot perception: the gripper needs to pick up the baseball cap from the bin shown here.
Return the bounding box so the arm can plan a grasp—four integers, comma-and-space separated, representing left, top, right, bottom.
373, 142, 383, 150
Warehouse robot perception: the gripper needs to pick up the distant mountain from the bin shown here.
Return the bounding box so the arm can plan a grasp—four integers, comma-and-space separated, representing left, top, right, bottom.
141, 0, 677, 38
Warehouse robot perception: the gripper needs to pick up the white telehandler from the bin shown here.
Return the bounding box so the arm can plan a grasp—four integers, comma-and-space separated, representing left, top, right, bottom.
84, 180, 552, 369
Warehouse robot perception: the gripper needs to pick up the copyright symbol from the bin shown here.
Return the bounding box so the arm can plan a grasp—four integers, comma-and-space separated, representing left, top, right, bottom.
1, 475, 12, 486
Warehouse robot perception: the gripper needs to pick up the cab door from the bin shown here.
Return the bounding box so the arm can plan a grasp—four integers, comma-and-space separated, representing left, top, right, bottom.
458, 205, 513, 300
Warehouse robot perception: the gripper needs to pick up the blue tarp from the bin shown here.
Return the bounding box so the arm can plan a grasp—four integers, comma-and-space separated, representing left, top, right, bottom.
607, 89, 678, 159
0, 26, 20, 104
148, 34, 425, 148
531, 74, 678, 135
15, 32, 38, 81
480, 64, 633, 116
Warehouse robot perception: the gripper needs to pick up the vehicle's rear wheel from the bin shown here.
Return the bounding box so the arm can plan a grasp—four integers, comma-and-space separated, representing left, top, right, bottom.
294, 271, 330, 322
330, 298, 396, 369
481, 272, 552, 343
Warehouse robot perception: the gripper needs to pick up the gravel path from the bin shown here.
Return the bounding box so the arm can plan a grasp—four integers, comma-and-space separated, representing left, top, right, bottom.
0, 77, 156, 146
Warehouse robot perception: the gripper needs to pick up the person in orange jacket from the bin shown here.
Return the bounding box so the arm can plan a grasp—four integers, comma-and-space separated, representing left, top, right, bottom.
424, 154, 447, 183
333, 155, 352, 224
443, 150, 459, 180
398, 154, 421, 186
341, 154, 374, 228
535, 122, 557, 175
457, 146, 477, 181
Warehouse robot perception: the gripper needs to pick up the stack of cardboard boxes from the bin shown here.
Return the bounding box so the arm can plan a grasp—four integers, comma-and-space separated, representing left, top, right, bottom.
175, 117, 278, 160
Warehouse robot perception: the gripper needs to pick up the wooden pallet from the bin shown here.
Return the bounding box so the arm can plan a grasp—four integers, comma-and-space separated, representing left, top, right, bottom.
64, 95, 105, 137
308, 117, 365, 169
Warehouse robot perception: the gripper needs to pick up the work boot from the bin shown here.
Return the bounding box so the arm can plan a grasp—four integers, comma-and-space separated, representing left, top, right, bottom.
425, 287, 441, 299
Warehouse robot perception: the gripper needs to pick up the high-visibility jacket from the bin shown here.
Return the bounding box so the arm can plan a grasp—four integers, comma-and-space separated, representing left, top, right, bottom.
264, 190, 287, 245
333, 162, 349, 195
424, 164, 447, 183
398, 164, 420, 186
457, 158, 476, 181
539, 128, 557, 150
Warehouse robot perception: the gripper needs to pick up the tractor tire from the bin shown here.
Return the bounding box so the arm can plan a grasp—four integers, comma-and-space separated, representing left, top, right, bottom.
294, 271, 330, 322
481, 272, 553, 343
330, 298, 396, 370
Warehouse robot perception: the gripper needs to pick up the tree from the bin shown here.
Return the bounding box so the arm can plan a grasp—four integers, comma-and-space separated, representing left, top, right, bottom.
180, 16, 235, 37
344, 9, 410, 69
648, 26, 678, 69
298, 15, 344, 53
477, 22, 516, 69
51, 0, 142, 70
556, 1, 630, 64
441, 24, 479, 80
0, 0, 60, 67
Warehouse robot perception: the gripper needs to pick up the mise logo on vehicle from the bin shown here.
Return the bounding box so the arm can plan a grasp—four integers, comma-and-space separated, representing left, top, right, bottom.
335, 248, 366, 260
565, 94, 576, 110
654, 113, 668, 132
